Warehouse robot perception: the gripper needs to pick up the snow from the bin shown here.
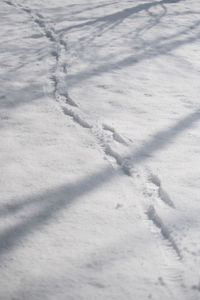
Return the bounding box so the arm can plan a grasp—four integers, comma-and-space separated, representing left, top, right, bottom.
1, 0, 200, 299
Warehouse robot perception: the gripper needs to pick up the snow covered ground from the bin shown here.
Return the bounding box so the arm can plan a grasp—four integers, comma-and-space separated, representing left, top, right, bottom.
1, 0, 200, 299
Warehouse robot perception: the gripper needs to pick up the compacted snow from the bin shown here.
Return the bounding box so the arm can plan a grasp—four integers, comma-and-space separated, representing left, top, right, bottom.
1, 0, 200, 299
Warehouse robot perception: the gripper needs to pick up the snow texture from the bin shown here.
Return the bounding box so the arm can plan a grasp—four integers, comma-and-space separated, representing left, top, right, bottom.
1, 0, 200, 299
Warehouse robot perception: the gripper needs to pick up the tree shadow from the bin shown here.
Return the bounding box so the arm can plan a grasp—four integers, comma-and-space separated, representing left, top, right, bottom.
129, 108, 200, 165
0, 83, 48, 111
44, 1, 118, 22
0, 107, 200, 257
62, 1, 200, 87
55, 0, 180, 59
0, 164, 116, 257
67, 26, 200, 87
57, 0, 181, 33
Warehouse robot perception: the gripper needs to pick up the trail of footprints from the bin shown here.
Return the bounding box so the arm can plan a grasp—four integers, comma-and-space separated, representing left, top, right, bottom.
5, 0, 182, 265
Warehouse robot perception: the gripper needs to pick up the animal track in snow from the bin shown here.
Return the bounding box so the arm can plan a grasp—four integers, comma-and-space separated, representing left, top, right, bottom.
51, 75, 78, 107
32, 14, 79, 111
59, 38, 68, 51
104, 144, 132, 176
31, 14, 57, 44
62, 107, 92, 129
9, 1, 77, 111
148, 173, 175, 208
103, 124, 127, 145
58, 93, 78, 107
147, 205, 182, 259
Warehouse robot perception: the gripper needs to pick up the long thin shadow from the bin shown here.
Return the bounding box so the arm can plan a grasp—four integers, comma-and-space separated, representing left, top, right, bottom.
0, 166, 115, 257
130, 109, 200, 164
44, 1, 118, 19
63, 1, 119, 20
0, 83, 46, 110
0, 107, 200, 257
57, 0, 180, 33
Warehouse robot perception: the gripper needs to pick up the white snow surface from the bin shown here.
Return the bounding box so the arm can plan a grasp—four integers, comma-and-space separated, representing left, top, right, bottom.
1, 0, 200, 299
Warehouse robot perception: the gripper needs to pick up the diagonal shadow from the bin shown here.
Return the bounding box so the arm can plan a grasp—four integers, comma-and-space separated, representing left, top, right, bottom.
0, 107, 200, 257
0, 165, 116, 257
130, 109, 200, 164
